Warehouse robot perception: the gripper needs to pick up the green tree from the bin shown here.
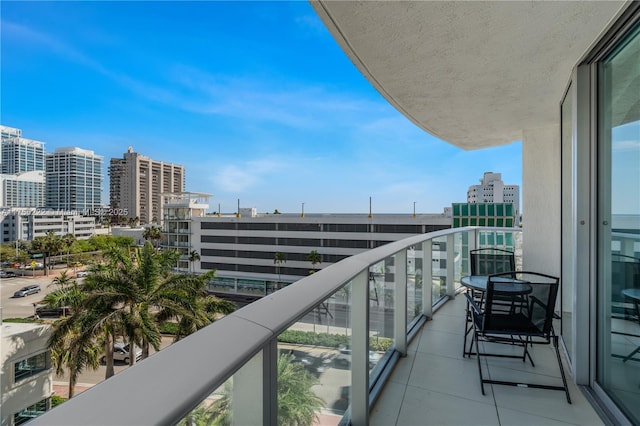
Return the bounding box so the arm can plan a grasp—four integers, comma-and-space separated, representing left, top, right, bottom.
50, 270, 76, 289
204, 354, 324, 426
189, 250, 201, 274
273, 252, 286, 293
83, 242, 229, 362
142, 226, 163, 249
45, 277, 100, 397
306, 250, 321, 275
62, 234, 76, 267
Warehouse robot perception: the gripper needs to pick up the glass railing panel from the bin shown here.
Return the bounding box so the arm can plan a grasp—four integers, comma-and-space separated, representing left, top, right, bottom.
176, 380, 230, 425
407, 245, 422, 327
369, 258, 393, 375
477, 228, 523, 271
453, 231, 463, 289
277, 282, 352, 424
431, 237, 447, 303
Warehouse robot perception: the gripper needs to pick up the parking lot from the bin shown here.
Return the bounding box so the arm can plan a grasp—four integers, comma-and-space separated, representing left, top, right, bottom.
1, 273, 63, 319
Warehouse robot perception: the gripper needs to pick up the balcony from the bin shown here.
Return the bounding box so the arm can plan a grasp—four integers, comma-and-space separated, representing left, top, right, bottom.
33, 227, 602, 425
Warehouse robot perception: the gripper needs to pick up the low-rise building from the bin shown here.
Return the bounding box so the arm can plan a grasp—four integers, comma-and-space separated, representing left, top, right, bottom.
1, 322, 53, 426
0, 208, 96, 243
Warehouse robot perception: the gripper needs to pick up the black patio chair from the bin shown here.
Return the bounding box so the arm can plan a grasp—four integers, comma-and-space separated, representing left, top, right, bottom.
470, 248, 516, 277
466, 271, 571, 403
463, 248, 517, 356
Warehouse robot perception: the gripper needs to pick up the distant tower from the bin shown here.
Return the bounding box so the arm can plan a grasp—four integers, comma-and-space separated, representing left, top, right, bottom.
0, 125, 46, 208
46, 147, 103, 211
1, 126, 45, 174
467, 172, 520, 213
108, 147, 185, 225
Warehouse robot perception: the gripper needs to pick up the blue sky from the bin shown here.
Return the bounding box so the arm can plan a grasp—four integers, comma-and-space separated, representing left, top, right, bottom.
1, 1, 522, 214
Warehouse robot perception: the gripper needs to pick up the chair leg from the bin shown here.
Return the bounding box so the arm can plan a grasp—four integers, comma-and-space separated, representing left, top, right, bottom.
473, 329, 485, 395
553, 335, 572, 404
463, 300, 470, 357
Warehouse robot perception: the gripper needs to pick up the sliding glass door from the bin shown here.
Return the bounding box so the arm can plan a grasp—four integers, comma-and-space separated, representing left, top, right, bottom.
597, 22, 640, 424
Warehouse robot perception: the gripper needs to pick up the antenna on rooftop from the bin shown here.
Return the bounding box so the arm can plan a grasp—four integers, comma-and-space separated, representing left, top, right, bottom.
236, 199, 240, 218
218, 203, 221, 218
368, 196, 373, 219
301, 202, 305, 218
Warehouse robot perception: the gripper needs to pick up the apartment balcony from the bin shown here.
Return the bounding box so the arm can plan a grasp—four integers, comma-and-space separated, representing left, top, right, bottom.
33, 227, 604, 425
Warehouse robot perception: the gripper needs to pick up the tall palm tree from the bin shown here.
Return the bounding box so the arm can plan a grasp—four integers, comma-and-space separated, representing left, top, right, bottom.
306, 250, 321, 274
48, 316, 101, 398
62, 233, 76, 267
273, 252, 286, 293
189, 250, 201, 274
142, 225, 163, 250
44, 278, 100, 396
84, 242, 218, 363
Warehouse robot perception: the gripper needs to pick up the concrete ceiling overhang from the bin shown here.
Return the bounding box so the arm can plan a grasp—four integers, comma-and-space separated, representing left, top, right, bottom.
313, 1, 628, 150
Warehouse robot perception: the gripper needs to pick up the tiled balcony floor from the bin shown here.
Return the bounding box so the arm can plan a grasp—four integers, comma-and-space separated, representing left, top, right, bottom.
370, 294, 604, 426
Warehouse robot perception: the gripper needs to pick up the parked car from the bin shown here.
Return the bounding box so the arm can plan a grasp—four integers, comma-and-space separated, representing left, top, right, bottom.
101, 342, 142, 364
35, 305, 72, 317
0, 270, 17, 278
76, 271, 89, 278
334, 344, 381, 368
13, 285, 41, 297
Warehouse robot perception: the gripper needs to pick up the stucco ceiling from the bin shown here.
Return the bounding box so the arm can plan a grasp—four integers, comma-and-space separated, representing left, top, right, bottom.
313, 1, 628, 150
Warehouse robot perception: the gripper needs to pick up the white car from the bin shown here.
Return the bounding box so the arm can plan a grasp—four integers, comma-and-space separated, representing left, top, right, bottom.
101, 342, 142, 364
335, 344, 381, 368
76, 271, 89, 278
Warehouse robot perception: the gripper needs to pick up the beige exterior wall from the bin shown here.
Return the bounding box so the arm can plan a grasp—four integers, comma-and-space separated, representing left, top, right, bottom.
522, 125, 561, 277
115, 151, 185, 225
1, 323, 52, 425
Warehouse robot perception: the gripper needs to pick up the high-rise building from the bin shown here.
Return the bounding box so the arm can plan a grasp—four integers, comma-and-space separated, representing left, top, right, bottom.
45, 147, 103, 212
0, 171, 46, 208
109, 146, 185, 225
0, 126, 45, 174
466, 171, 520, 213
0, 126, 46, 208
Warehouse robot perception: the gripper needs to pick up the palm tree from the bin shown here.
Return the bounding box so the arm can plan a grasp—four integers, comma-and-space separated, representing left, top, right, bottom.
62, 233, 76, 268
189, 250, 201, 274
44, 278, 100, 396
204, 353, 324, 426
51, 270, 75, 289
273, 252, 286, 293
84, 242, 227, 363
142, 226, 163, 250
306, 250, 321, 274
48, 316, 101, 398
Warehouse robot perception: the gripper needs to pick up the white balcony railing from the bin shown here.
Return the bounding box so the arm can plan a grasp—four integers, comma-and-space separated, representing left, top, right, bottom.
33, 227, 521, 425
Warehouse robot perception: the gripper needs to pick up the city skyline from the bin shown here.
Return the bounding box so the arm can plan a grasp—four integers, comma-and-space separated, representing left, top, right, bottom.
1, 1, 522, 214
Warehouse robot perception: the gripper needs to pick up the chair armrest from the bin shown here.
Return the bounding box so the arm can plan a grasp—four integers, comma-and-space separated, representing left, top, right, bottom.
465, 292, 483, 316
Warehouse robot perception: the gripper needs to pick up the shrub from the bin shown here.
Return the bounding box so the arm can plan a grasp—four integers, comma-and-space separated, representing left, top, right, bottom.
51, 395, 67, 407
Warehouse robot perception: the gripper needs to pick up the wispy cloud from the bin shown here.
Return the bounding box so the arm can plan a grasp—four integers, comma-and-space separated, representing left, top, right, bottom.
613, 139, 640, 152
213, 157, 285, 192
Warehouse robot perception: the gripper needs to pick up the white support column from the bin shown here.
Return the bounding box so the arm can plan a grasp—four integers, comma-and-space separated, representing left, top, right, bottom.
233, 350, 264, 426
422, 240, 433, 318
394, 250, 408, 355
446, 233, 456, 297
351, 269, 370, 426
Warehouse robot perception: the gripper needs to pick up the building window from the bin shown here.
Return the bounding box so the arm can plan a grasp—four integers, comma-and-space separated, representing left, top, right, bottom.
14, 352, 49, 382
13, 398, 48, 425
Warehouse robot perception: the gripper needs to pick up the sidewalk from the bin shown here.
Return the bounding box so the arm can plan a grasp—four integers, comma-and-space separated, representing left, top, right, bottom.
52, 381, 94, 398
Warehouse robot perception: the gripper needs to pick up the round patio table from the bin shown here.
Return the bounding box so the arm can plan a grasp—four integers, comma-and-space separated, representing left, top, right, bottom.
461, 275, 531, 295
